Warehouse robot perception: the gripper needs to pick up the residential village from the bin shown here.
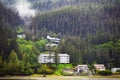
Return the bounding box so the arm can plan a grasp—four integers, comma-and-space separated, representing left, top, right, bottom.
38, 35, 120, 76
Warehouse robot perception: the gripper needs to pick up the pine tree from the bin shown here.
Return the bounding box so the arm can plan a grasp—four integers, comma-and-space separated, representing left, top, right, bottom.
7, 50, 20, 75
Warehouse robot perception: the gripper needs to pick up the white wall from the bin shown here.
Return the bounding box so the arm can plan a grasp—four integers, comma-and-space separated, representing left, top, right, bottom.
38, 54, 70, 63
111, 68, 120, 73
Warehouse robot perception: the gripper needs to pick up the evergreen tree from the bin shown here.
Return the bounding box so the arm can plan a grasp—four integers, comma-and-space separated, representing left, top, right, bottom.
7, 50, 20, 75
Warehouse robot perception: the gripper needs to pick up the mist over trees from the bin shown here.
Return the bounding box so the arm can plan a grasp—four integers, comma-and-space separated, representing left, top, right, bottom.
0, 2, 23, 28
0, 1, 23, 60
0, 0, 120, 76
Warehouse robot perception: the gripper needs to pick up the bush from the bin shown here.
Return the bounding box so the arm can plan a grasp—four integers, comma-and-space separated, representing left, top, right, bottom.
117, 70, 120, 73
37, 64, 54, 75
98, 70, 112, 76
55, 69, 62, 75
45, 68, 54, 74
55, 64, 73, 75
116, 70, 120, 74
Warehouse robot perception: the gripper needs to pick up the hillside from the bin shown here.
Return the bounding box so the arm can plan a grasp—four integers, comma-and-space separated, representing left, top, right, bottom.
0, 2, 23, 28
29, 1, 120, 39
0, 1, 23, 59
2, 0, 120, 12
28, 1, 120, 67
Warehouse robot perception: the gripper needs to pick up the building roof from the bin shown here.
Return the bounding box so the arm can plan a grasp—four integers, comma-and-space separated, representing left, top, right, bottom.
94, 64, 106, 70
59, 54, 69, 56
76, 65, 88, 68
39, 53, 69, 57
47, 35, 60, 41
94, 64, 105, 67
77, 65, 88, 66
39, 53, 54, 56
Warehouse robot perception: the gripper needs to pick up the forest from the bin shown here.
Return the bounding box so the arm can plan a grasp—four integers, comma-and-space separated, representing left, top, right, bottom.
0, 0, 120, 76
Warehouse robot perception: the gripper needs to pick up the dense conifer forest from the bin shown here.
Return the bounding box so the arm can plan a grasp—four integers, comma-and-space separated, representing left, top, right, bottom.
0, 0, 120, 76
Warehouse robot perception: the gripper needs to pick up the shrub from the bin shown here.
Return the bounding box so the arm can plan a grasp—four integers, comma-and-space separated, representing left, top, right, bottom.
116, 70, 120, 74
98, 70, 112, 76
55, 64, 73, 75
117, 70, 120, 72
45, 68, 54, 74
55, 69, 62, 75
37, 64, 54, 75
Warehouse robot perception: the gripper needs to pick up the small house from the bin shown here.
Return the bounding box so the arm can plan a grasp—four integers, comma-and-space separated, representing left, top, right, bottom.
76, 65, 89, 73
17, 34, 26, 38
94, 64, 106, 71
111, 68, 120, 73
47, 35, 61, 44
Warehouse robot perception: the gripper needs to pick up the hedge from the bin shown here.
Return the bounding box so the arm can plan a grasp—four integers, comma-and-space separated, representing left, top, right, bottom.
98, 70, 112, 76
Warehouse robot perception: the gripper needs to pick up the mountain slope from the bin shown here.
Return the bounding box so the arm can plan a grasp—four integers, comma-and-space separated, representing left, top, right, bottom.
0, 2, 22, 59
0, 2, 23, 28
2, 0, 120, 13
29, 2, 120, 39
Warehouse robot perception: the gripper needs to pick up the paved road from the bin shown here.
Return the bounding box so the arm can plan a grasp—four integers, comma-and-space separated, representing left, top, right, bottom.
0, 76, 120, 80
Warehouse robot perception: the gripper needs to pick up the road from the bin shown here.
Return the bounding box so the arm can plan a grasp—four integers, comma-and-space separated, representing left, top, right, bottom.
0, 76, 120, 80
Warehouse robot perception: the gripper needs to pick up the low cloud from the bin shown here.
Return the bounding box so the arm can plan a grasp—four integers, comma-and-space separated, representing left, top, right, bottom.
14, 0, 36, 19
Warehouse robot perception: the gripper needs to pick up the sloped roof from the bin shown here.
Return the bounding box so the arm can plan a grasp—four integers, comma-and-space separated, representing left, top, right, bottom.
39, 53, 69, 57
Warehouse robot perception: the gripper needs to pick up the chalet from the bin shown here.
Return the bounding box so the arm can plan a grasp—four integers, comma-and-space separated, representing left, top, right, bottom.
38, 53, 70, 63
47, 35, 61, 44
76, 65, 89, 73
94, 64, 106, 71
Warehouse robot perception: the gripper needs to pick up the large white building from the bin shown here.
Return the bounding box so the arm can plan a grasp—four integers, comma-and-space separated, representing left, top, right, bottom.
38, 53, 70, 63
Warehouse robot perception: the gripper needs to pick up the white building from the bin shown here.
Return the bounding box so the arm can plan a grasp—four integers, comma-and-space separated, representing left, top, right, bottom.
94, 64, 106, 71
47, 35, 61, 43
17, 34, 26, 38
59, 54, 70, 63
76, 65, 89, 73
111, 68, 120, 73
38, 53, 70, 63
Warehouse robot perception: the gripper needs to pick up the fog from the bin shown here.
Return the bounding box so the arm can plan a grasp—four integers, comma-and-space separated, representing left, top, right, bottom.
14, 0, 36, 19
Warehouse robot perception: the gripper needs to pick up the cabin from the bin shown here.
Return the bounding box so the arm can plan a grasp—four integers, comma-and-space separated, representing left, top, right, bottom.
38, 53, 70, 63
111, 68, 120, 73
94, 64, 106, 71
47, 35, 61, 44
17, 34, 26, 38
75, 65, 89, 73
46, 35, 61, 47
